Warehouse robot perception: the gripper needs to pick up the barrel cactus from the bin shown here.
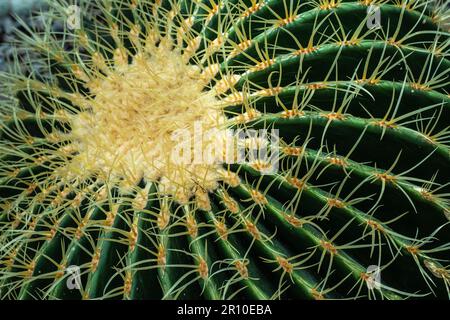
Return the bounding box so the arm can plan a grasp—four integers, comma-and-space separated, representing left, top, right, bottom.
0, 0, 449, 300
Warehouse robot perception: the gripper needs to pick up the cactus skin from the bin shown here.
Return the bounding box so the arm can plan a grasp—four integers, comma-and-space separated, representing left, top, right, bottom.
0, 0, 449, 300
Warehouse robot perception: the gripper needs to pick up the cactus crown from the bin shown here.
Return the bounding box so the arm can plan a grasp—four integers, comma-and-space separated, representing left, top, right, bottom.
61, 35, 228, 204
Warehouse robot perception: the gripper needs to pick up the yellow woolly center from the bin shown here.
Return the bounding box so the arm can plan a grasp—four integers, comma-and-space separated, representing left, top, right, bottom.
58, 41, 230, 204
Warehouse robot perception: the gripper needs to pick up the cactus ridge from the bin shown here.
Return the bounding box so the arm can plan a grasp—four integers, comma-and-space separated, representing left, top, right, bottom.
0, 0, 449, 299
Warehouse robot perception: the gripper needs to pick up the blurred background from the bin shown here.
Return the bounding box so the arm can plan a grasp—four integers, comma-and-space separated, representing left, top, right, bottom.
0, 0, 48, 72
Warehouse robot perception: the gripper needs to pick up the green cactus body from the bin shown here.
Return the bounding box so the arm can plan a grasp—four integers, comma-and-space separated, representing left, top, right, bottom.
0, 0, 449, 300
